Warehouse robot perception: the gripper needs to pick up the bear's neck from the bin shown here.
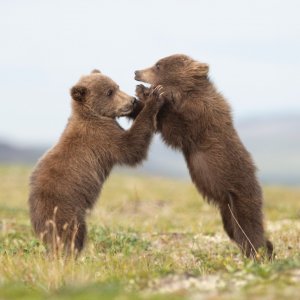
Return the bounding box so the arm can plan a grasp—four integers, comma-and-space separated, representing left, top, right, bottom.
72, 102, 92, 120
71, 101, 112, 123
176, 76, 216, 97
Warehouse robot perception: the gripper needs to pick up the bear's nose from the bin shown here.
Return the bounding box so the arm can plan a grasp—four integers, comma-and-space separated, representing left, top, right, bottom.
132, 97, 137, 105
134, 71, 140, 80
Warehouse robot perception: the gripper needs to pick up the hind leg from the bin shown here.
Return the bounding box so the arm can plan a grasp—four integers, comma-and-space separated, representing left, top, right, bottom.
73, 219, 87, 253
60, 216, 87, 255
219, 196, 235, 241
43, 213, 87, 256
228, 192, 268, 257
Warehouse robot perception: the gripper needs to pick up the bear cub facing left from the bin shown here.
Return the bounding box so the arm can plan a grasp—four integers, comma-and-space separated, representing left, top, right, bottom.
29, 70, 164, 254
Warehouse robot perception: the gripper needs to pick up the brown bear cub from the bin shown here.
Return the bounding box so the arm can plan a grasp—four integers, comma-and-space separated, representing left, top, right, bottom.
134, 54, 273, 258
29, 70, 164, 254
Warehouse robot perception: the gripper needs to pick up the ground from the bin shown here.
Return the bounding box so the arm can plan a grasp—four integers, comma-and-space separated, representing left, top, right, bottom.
0, 165, 300, 300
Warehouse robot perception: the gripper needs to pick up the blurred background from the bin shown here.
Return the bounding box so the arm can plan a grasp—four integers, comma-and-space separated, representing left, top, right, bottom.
0, 0, 299, 185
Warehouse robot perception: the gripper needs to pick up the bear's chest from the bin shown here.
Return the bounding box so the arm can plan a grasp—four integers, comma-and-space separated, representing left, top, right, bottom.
157, 108, 186, 149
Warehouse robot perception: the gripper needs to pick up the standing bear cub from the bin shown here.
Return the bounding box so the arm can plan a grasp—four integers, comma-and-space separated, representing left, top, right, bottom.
29, 70, 164, 254
134, 54, 273, 258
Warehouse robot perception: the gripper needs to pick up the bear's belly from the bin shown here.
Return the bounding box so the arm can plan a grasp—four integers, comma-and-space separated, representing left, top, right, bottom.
185, 151, 226, 201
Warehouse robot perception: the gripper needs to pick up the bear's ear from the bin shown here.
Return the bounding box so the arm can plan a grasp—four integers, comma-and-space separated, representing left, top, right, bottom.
197, 62, 209, 76
70, 85, 89, 102
91, 69, 101, 74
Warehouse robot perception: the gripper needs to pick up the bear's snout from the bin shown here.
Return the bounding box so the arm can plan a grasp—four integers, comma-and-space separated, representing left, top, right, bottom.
134, 70, 141, 81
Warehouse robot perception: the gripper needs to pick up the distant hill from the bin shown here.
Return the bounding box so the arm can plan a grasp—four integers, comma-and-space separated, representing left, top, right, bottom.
236, 115, 300, 185
0, 114, 299, 185
0, 141, 46, 164
132, 114, 300, 185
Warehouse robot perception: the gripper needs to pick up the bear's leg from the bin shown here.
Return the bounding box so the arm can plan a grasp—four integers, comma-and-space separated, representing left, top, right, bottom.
219, 197, 235, 241
73, 219, 87, 253
228, 192, 267, 257
43, 213, 87, 256
61, 216, 87, 255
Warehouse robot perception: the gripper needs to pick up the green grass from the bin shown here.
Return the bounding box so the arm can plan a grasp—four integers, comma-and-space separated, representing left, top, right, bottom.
0, 165, 300, 299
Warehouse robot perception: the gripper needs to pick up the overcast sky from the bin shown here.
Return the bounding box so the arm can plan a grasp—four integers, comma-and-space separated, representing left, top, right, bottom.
0, 0, 299, 146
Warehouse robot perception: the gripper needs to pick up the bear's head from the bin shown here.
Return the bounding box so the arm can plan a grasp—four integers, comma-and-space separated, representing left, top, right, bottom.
135, 54, 209, 92
71, 70, 137, 119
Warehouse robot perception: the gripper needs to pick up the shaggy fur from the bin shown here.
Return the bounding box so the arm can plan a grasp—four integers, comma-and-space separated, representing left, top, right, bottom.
29, 70, 164, 254
134, 54, 273, 258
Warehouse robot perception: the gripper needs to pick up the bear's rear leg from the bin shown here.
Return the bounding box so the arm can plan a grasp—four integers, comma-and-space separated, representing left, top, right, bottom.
228, 193, 270, 258
219, 198, 235, 241
42, 215, 87, 256
61, 217, 87, 255
72, 220, 87, 253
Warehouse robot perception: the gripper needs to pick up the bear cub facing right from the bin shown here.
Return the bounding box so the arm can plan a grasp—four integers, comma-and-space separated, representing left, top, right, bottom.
29, 70, 164, 254
134, 54, 273, 258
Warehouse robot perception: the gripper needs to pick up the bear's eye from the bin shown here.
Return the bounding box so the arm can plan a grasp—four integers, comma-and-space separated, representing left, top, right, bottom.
155, 63, 160, 70
106, 89, 113, 97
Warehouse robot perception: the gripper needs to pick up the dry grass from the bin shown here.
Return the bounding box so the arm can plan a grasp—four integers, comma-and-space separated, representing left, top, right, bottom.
0, 165, 300, 299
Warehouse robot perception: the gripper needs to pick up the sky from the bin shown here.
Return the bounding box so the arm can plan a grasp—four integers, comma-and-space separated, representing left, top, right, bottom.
0, 0, 299, 147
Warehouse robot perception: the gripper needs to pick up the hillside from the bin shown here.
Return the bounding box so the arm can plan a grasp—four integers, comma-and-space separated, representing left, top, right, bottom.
137, 114, 300, 184
0, 114, 299, 184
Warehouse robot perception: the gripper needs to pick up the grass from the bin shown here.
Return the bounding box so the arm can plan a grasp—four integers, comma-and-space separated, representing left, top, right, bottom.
0, 165, 300, 299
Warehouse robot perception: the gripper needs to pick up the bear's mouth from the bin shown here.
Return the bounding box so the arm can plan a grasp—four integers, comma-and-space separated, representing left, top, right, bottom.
118, 107, 133, 117
142, 83, 151, 88
135, 76, 151, 86
134, 75, 151, 88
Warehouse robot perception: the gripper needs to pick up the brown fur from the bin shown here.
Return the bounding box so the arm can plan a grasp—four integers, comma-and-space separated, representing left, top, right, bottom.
29, 70, 164, 254
134, 54, 273, 258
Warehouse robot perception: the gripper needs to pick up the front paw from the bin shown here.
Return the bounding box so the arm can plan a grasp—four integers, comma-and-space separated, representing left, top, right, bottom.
147, 85, 166, 111
135, 84, 150, 102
